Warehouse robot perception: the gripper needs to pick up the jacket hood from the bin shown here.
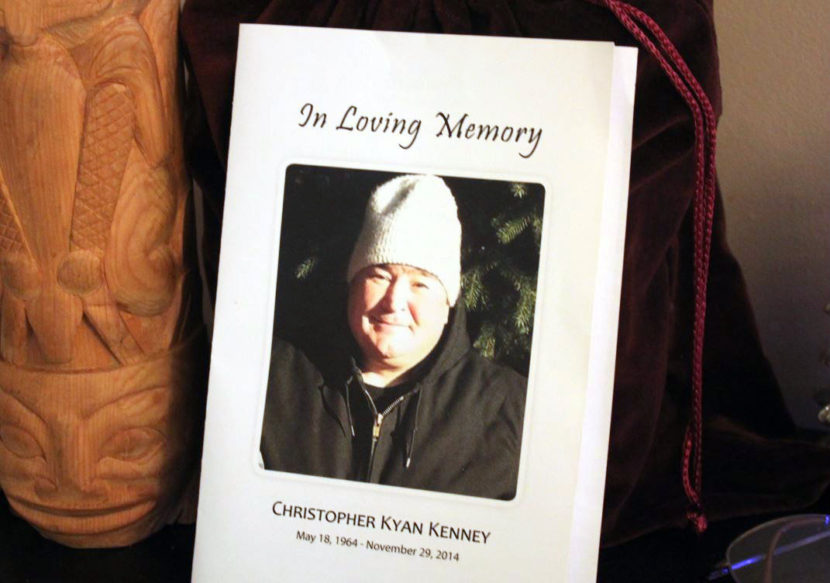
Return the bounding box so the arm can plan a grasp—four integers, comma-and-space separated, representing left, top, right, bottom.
405, 304, 472, 386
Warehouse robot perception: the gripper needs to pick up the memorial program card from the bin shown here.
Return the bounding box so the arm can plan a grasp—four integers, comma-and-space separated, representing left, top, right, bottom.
193, 25, 636, 582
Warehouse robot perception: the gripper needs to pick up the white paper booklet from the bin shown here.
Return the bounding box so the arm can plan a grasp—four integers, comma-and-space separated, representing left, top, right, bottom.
192, 25, 636, 582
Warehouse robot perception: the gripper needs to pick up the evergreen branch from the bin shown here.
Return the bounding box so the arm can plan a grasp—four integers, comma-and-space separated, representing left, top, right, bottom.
511, 183, 528, 199
295, 256, 318, 280
492, 201, 543, 245
473, 322, 497, 359
531, 215, 543, 246
514, 287, 536, 335
495, 214, 533, 244
495, 262, 525, 290
461, 268, 490, 311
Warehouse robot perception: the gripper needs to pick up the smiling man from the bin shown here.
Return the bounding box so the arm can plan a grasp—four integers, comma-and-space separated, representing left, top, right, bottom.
347, 263, 449, 388
260, 174, 527, 500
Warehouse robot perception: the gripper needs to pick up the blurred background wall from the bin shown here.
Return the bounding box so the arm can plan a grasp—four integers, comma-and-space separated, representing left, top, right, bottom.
714, 0, 830, 429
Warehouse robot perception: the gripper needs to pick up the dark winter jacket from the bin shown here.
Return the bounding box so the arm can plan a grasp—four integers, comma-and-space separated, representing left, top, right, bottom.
260, 308, 526, 500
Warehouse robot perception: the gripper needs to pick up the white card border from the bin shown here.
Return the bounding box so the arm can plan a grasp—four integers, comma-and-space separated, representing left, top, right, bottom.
193, 25, 636, 583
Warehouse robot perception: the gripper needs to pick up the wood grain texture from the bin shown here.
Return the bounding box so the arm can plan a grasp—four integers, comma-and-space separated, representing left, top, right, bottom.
0, 0, 200, 547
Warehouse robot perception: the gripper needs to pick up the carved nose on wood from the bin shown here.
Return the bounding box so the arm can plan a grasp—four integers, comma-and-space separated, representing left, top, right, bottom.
62, 471, 103, 496
57, 433, 105, 498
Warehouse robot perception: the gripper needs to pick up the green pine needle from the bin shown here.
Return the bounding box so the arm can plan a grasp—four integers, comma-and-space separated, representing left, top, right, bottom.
295, 256, 318, 280
473, 322, 497, 359
511, 183, 528, 199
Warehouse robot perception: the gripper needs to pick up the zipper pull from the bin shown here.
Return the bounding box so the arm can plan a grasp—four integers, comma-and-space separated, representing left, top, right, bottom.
373, 412, 384, 440
365, 412, 384, 483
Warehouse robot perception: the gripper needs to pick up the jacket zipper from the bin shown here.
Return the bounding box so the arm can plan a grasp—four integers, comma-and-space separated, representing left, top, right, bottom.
365, 394, 407, 482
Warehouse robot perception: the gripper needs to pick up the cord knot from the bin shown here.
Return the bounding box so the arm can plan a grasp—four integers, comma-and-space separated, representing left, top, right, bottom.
687, 507, 708, 534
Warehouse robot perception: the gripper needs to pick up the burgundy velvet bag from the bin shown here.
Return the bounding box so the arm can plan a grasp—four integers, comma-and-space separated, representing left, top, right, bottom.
180, 0, 830, 545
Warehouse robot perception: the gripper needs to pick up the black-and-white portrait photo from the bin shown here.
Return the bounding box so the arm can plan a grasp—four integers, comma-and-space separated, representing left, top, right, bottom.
259, 165, 545, 501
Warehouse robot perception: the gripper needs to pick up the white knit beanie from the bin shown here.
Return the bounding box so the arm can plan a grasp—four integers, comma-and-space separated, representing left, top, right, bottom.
347, 175, 461, 305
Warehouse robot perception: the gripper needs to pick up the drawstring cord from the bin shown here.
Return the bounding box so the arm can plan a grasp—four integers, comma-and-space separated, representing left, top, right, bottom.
405, 391, 422, 468
345, 375, 356, 437
586, 0, 718, 534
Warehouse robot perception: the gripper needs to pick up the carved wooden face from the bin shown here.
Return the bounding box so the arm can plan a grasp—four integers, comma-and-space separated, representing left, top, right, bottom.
0, 354, 196, 546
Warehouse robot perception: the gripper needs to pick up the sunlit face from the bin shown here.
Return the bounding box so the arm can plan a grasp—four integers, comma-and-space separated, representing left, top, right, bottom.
0, 353, 197, 547
348, 264, 450, 382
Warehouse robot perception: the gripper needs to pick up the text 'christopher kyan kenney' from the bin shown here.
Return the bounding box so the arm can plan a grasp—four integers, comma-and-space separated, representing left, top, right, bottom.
296, 103, 544, 159
272, 500, 492, 544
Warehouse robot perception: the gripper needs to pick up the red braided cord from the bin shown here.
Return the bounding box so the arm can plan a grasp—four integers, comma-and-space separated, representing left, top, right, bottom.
625, 7, 718, 522
593, 0, 718, 533
623, 4, 719, 531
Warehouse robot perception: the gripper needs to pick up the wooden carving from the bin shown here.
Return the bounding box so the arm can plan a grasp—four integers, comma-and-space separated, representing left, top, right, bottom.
0, 0, 201, 547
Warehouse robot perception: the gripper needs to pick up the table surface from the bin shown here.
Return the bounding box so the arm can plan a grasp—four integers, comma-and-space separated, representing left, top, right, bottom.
1, 493, 827, 583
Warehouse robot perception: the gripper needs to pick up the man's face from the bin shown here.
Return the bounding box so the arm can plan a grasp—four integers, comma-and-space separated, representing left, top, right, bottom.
348, 264, 450, 381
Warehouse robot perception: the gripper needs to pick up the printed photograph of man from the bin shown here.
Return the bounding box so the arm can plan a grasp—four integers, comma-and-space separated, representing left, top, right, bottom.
260, 168, 543, 500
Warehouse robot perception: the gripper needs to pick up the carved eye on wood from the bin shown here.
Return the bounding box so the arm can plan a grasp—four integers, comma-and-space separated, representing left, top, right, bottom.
0, 425, 46, 459
57, 250, 103, 295
100, 427, 165, 462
